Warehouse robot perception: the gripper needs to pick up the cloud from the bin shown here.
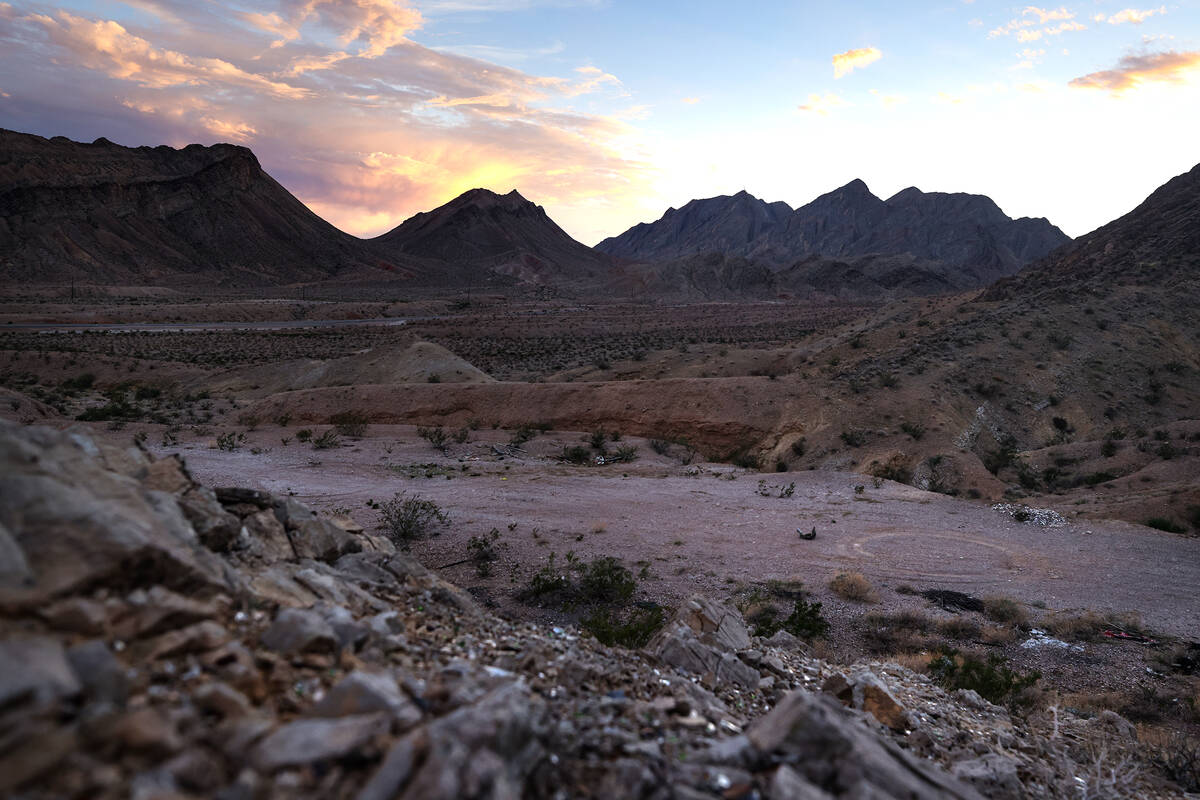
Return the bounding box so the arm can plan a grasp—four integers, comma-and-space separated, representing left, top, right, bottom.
1096, 7, 1166, 25
832, 46, 881, 78
990, 7, 1084, 39
797, 92, 849, 115
1069, 50, 1200, 94
0, 2, 652, 244
680, 96, 700, 105
23, 10, 310, 97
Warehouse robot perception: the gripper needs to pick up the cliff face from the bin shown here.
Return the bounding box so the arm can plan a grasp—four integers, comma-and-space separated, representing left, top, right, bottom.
0, 130, 401, 286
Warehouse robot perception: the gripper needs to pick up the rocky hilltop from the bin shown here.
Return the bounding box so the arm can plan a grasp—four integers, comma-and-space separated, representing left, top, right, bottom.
0, 420, 1175, 798
598, 181, 1070, 298
373, 188, 617, 287
0, 130, 406, 286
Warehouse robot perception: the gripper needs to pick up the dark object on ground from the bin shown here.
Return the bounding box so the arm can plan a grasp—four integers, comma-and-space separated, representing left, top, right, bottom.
798, 527, 816, 541
922, 590, 984, 613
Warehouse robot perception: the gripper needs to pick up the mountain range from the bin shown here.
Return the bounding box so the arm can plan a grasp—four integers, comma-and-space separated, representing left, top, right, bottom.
0, 128, 1073, 297
597, 180, 1071, 297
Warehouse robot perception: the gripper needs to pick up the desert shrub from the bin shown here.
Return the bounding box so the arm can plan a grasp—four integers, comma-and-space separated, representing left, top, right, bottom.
790, 437, 807, 457
467, 528, 500, 577
295, 428, 313, 442
780, 597, 829, 640
418, 426, 449, 452
510, 424, 539, 447
1042, 610, 1146, 642
1100, 439, 1118, 457
1146, 517, 1186, 533
561, 445, 592, 464
77, 400, 136, 422
583, 605, 665, 648
829, 572, 878, 603
379, 492, 449, 547
982, 595, 1029, 627
331, 410, 369, 438
900, 422, 925, 440
312, 429, 340, 449
840, 429, 867, 447
452, 427, 471, 444
578, 556, 637, 604
273, 412, 293, 427
608, 444, 639, 463
937, 617, 982, 640
928, 650, 1040, 708
237, 412, 261, 431
1149, 731, 1200, 792
862, 610, 938, 654
650, 439, 672, 456
216, 431, 245, 451
588, 429, 609, 451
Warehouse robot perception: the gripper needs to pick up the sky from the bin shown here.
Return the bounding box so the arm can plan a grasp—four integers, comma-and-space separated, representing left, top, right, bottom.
1, 1, 1198, 245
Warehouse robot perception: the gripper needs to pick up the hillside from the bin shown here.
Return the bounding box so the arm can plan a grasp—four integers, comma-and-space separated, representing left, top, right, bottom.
0, 130, 405, 286
373, 188, 617, 287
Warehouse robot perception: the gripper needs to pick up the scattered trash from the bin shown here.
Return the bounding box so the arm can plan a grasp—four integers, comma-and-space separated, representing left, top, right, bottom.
1021, 628, 1084, 652
991, 503, 1067, 527
797, 527, 816, 541
1103, 629, 1158, 645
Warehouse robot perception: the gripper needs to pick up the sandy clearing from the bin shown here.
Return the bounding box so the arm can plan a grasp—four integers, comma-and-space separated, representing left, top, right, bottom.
152, 423, 1200, 639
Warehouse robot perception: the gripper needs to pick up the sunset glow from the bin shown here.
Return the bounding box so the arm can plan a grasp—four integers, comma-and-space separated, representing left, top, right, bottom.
2, 1, 1198, 243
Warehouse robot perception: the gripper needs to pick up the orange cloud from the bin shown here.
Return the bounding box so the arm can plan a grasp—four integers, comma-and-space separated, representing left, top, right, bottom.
25, 10, 310, 97
1097, 7, 1166, 25
681, 96, 700, 105
832, 47, 881, 78
1069, 50, 1200, 94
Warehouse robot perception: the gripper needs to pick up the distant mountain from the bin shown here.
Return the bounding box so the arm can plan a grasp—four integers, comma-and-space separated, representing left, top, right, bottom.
598, 180, 1071, 294
0, 129, 404, 286
596, 191, 792, 262
373, 188, 615, 285
982, 161, 1200, 302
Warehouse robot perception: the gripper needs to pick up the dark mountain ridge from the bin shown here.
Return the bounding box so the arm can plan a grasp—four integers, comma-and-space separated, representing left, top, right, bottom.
598, 179, 1071, 293
0, 129, 405, 286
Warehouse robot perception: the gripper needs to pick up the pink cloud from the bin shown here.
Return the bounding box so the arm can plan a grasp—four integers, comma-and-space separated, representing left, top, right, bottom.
1069, 49, 1200, 94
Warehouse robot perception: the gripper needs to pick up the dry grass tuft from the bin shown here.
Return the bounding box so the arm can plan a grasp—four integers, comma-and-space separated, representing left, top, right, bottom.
982, 595, 1030, 627
829, 571, 879, 603
936, 616, 982, 640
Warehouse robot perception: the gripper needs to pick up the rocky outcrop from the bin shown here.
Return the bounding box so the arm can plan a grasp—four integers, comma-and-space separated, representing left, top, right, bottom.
0, 420, 1166, 798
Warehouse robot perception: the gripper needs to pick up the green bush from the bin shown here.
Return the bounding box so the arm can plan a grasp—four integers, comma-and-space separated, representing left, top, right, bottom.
928, 650, 1040, 708
418, 426, 449, 452
379, 492, 449, 547
840, 429, 867, 447
561, 445, 592, 464
578, 557, 636, 604
584, 605, 665, 648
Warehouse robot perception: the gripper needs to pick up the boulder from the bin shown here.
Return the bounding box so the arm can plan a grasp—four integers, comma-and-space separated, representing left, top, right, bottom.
951, 753, 1025, 799
177, 487, 241, 553
646, 621, 760, 689
674, 594, 751, 651
0, 422, 235, 607
251, 713, 390, 772
310, 670, 423, 731
744, 689, 984, 799
259, 607, 338, 655
0, 637, 81, 708
850, 670, 908, 731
